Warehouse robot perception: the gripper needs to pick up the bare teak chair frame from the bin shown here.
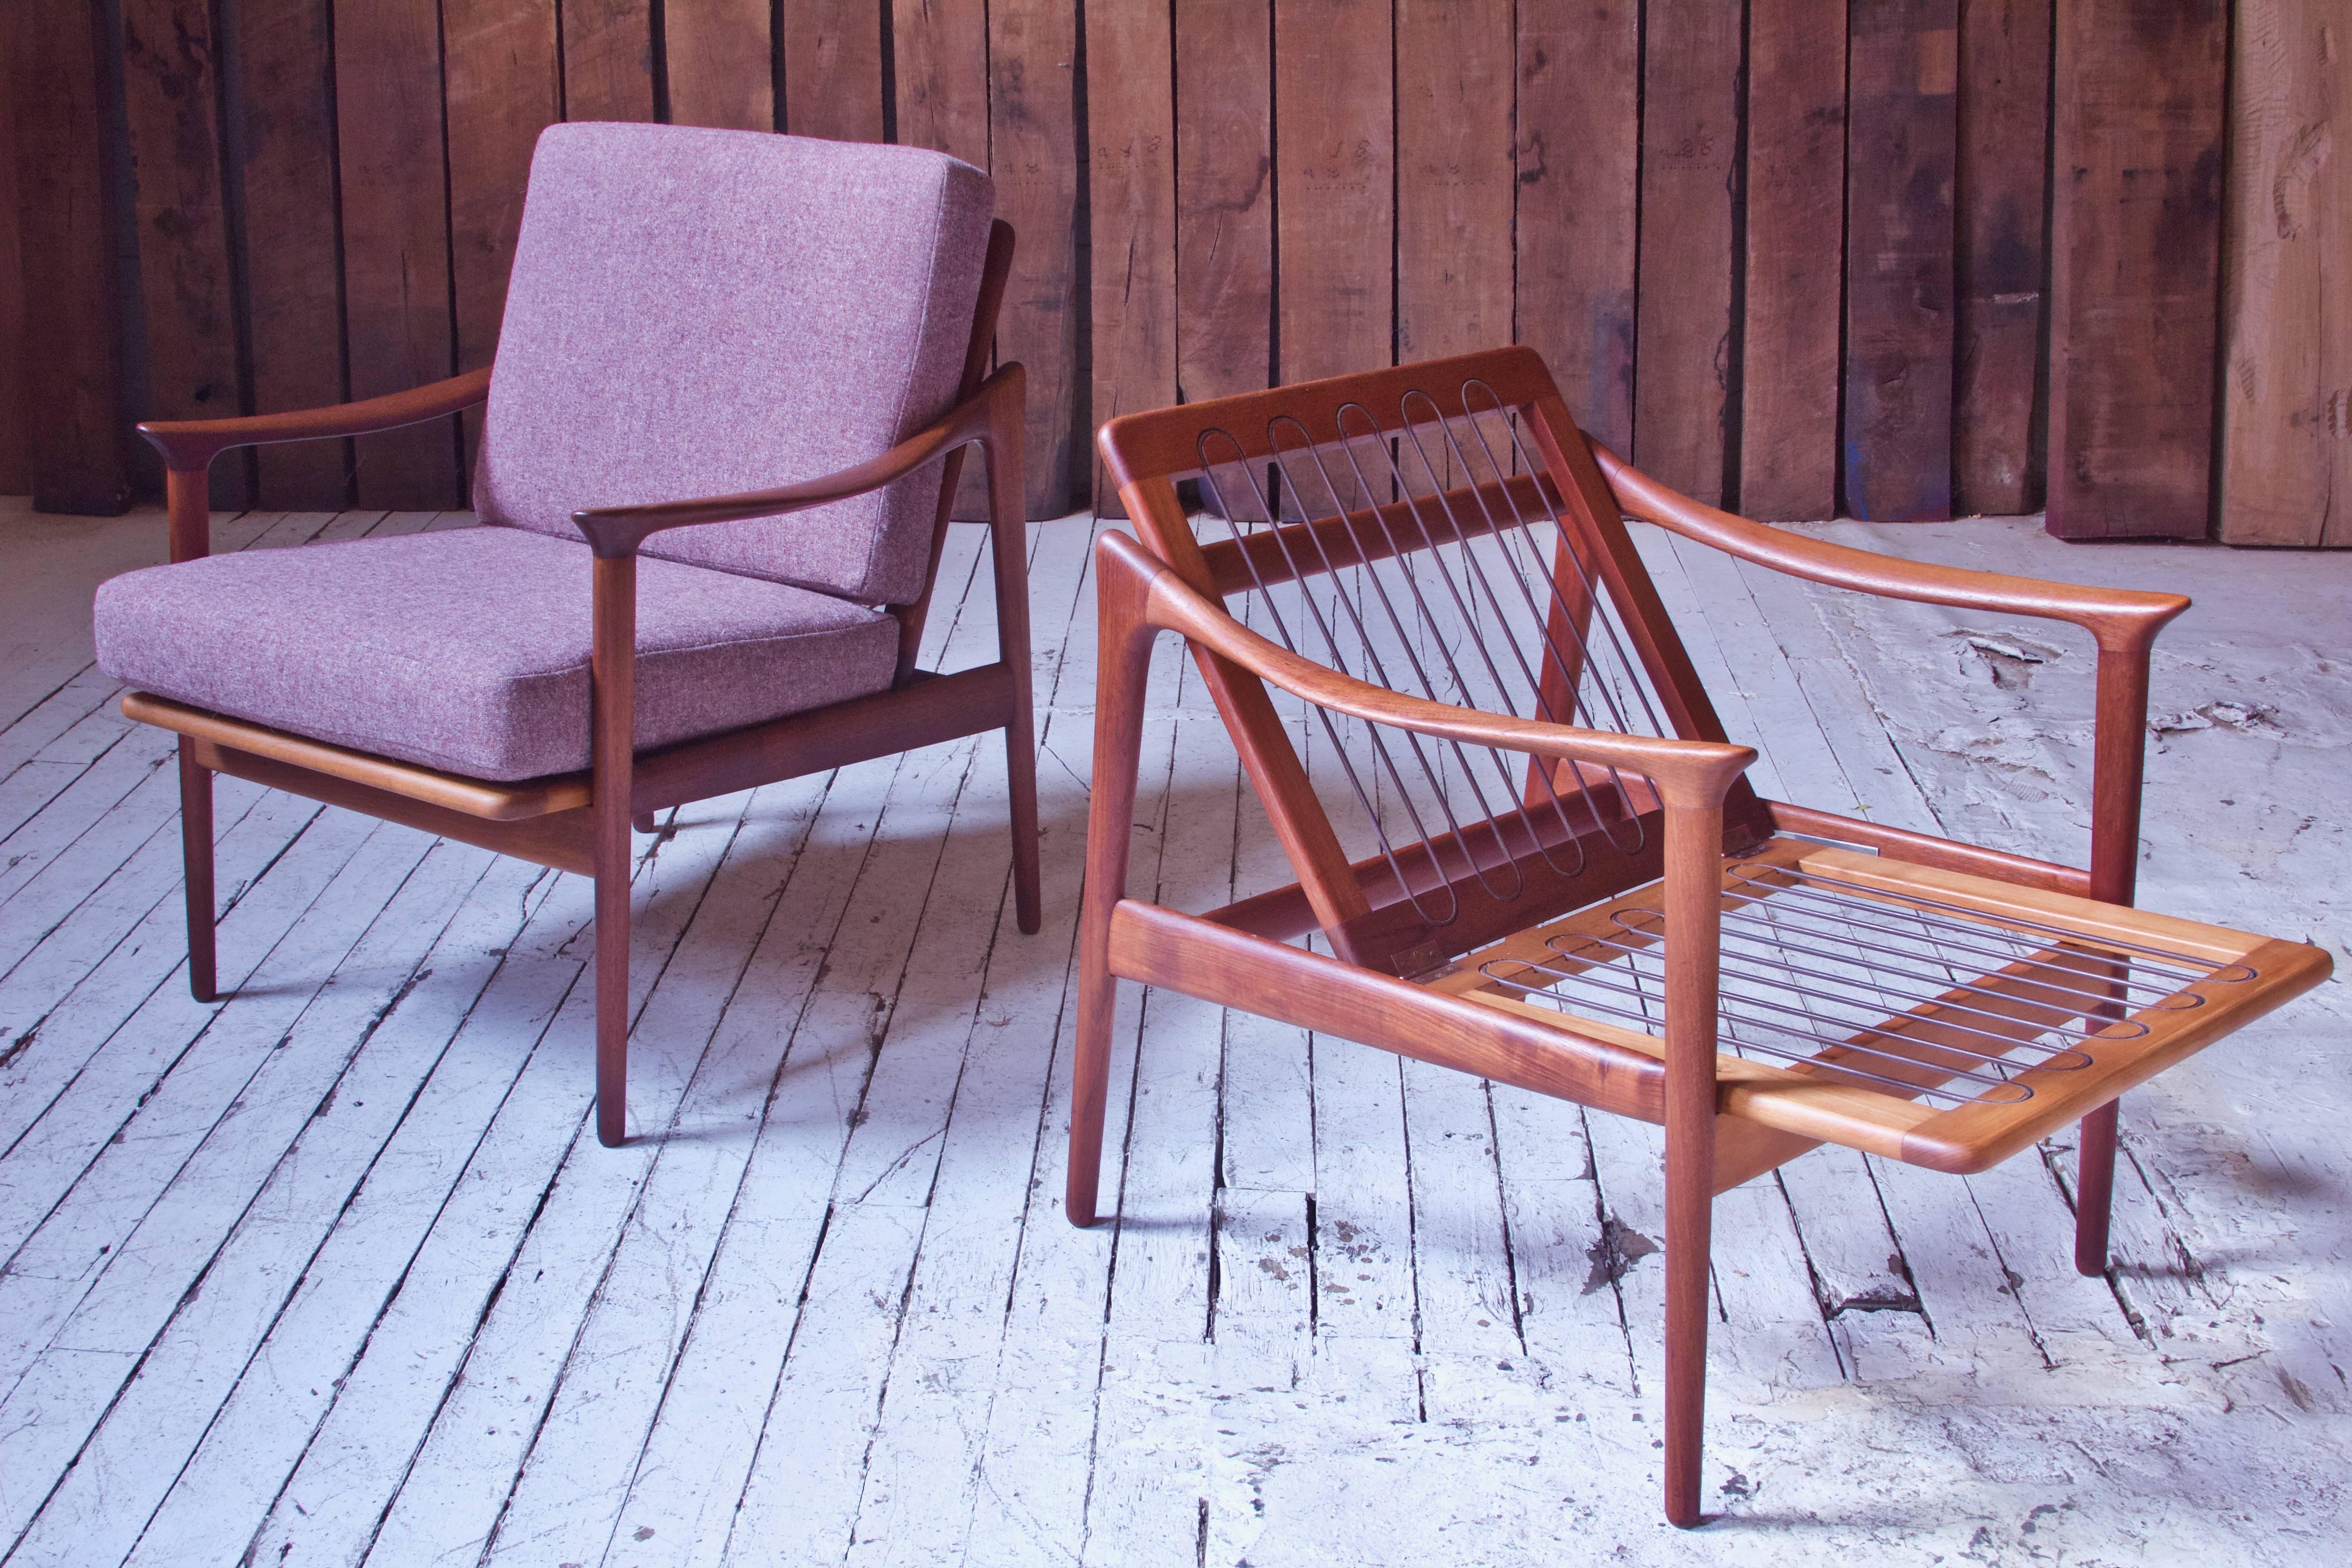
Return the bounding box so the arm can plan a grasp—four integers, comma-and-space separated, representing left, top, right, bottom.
1072, 346, 2330, 1525
128, 221, 1042, 1148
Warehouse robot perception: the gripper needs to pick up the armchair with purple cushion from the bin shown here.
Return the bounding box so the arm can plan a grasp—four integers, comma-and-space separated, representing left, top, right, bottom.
93, 124, 1042, 1146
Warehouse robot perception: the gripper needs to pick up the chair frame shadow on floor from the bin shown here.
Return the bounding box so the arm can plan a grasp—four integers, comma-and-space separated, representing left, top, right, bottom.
1067, 346, 2330, 1526
126, 220, 1042, 1149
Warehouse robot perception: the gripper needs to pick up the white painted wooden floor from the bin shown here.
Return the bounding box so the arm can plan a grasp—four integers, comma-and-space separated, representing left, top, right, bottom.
0, 494, 2345, 1567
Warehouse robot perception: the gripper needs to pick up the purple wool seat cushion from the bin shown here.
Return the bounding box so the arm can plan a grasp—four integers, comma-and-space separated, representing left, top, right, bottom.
93, 527, 902, 782
475, 123, 995, 607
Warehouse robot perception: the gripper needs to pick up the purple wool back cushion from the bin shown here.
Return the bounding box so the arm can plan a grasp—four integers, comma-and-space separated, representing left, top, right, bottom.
475, 123, 994, 605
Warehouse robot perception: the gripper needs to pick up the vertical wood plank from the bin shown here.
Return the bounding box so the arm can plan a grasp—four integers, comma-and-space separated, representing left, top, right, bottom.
782, 0, 886, 142
444, 0, 561, 480
231, 0, 348, 510
667, 0, 774, 130
1274, 0, 1393, 389
9, 0, 131, 513
893, 0, 988, 161
2220, 0, 2349, 546
0, 16, 27, 497
1843, 0, 1958, 522
120, 0, 247, 507
1740, 0, 1846, 521
1515, 0, 1638, 451
1635, 0, 1740, 503
2046, 0, 2225, 540
990, 0, 1083, 518
894, 0, 992, 519
1397, 0, 1512, 496
561, 0, 656, 122
1954, 0, 2049, 517
1174, 0, 1273, 409
1084, 3, 1175, 516
336, 0, 459, 509
1396, 0, 1513, 368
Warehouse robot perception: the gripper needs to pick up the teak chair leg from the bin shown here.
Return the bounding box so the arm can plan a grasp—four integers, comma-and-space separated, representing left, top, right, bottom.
593, 855, 630, 1148
2073, 1100, 2121, 1275
178, 738, 218, 1004
592, 554, 637, 1149
631, 811, 657, 834
1005, 723, 1043, 936
1661, 1124, 1716, 1529
1066, 928, 1117, 1229
1066, 538, 1155, 1229
983, 367, 1043, 939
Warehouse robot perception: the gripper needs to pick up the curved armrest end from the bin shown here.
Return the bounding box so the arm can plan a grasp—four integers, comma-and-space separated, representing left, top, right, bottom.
138, 368, 493, 470
1592, 444, 2191, 652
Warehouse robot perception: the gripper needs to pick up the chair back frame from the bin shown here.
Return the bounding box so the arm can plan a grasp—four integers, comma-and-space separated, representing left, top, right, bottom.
1102, 348, 1774, 977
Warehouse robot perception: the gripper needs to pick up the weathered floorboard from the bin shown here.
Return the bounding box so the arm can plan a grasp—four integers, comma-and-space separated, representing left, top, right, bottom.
0, 508, 2343, 1564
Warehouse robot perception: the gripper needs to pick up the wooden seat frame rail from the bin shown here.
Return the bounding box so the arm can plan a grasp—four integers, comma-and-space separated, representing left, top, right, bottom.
1069, 346, 2331, 1527
130, 222, 1043, 1149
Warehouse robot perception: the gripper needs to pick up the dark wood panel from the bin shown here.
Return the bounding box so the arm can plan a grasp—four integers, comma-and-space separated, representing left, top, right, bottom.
893, 0, 987, 162
1514, 0, 1638, 453
444, 0, 560, 482
1274, 0, 1393, 507
783, 0, 885, 142
1273, 0, 1393, 387
1085, 3, 1176, 517
2218, 0, 2347, 546
0, 12, 27, 496
336, 0, 459, 509
893, 0, 991, 519
2046, 0, 2225, 539
561, 0, 656, 122
1397, 0, 1513, 495
231, 0, 347, 510
0, 0, 2276, 535
1634, 0, 1740, 503
668, 0, 774, 131
1396, 1, 1513, 372
1954, 0, 2049, 516
121, 0, 247, 508
990, 0, 1083, 518
10, 0, 130, 513
1174, 0, 1272, 409
1843, 0, 1958, 523
1740, 0, 1847, 522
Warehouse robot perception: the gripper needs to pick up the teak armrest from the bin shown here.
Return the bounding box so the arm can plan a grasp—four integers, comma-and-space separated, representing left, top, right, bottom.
137, 368, 493, 474
1107, 531, 1757, 811
1591, 444, 2189, 654
1588, 443, 2171, 906
570, 364, 1025, 560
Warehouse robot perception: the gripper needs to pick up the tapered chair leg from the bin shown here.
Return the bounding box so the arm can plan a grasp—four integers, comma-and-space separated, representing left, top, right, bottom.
1662, 1137, 1714, 1528
2073, 1100, 2121, 1275
1065, 940, 1117, 1228
632, 811, 657, 834
178, 738, 218, 1004
593, 859, 630, 1148
590, 551, 637, 1149
1006, 723, 1043, 935
1064, 534, 1155, 1230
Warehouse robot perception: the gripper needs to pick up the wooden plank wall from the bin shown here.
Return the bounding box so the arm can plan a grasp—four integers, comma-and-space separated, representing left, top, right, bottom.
0, 2, 2326, 541
2219, 0, 2348, 545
